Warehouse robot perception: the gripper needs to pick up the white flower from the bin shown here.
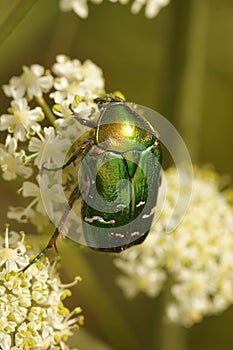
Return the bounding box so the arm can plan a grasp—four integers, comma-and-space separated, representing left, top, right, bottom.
0, 333, 11, 350
0, 230, 27, 272
131, 0, 170, 18
59, 0, 102, 18
0, 98, 44, 141
114, 167, 233, 327
53, 99, 98, 144
0, 226, 83, 349
0, 135, 32, 181
59, 0, 170, 18
115, 232, 166, 298
50, 55, 105, 104
7, 206, 54, 234
2, 64, 54, 100
21, 174, 64, 216
52, 54, 84, 82
6, 206, 33, 225
53, 100, 74, 120
28, 126, 71, 167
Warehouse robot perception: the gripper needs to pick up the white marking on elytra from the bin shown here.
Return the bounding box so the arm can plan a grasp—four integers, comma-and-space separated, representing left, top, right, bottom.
85, 216, 115, 224
131, 231, 140, 237
110, 232, 125, 238
142, 206, 156, 219
115, 233, 125, 238
136, 201, 145, 208
117, 203, 126, 209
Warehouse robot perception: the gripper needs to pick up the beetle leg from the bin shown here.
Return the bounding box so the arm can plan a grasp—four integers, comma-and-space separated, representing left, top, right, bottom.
21, 185, 81, 272
42, 153, 78, 172
42, 139, 94, 172
73, 111, 97, 128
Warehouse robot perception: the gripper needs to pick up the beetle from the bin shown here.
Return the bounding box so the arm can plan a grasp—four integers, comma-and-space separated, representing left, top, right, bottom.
22, 94, 162, 271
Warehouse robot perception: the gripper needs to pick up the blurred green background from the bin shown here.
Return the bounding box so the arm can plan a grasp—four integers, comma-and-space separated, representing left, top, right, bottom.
0, 0, 233, 349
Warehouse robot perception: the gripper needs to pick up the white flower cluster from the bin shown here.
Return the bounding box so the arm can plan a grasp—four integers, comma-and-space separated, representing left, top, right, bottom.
59, 0, 170, 19
0, 54, 105, 232
0, 226, 83, 349
114, 167, 233, 327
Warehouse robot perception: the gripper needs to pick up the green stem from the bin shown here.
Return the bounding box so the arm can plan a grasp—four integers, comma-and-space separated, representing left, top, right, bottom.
0, 0, 39, 46
63, 244, 143, 350
174, 0, 209, 162
160, 321, 186, 350
159, 281, 187, 350
160, 0, 209, 163
34, 96, 56, 126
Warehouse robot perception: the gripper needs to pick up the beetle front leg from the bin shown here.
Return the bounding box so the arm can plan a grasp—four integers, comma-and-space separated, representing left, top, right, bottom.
22, 185, 81, 272
42, 139, 94, 172
73, 109, 98, 129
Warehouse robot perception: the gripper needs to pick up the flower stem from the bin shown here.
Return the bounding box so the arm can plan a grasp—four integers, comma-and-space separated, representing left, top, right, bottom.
0, 0, 39, 46
159, 281, 187, 350
160, 320, 187, 350
63, 244, 143, 350
173, 0, 209, 161
34, 96, 56, 126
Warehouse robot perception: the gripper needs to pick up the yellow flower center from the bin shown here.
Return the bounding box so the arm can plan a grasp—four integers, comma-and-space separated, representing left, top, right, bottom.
14, 110, 29, 124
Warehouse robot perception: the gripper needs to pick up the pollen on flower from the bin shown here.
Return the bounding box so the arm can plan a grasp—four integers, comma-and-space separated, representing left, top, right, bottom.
61, 289, 72, 300
0, 226, 83, 349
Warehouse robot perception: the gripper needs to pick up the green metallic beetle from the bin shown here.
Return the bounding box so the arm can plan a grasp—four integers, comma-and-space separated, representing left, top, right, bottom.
22, 94, 162, 271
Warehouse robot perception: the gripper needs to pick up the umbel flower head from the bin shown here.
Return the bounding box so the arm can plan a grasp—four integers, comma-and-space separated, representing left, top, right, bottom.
114, 167, 233, 327
0, 54, 105, 233
0, 225, 83, 349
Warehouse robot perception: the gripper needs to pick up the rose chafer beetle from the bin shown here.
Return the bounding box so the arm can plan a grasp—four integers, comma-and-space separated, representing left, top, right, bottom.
23, 94, 162, 271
